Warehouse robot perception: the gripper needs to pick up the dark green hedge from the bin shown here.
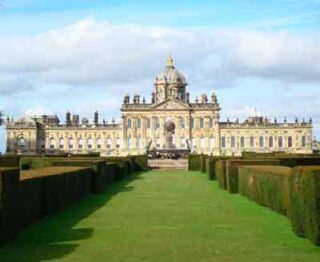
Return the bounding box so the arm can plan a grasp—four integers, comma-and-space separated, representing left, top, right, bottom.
188, 155, 201, 171
289, 166, 320, 245
0, 157, 21, 167
0, 168, 20, 245
215, 160, 227, 189
19, 168, 93, 228
206, 158, 217, 180
238, 165, 292, 216
200, 155, 208, 173
225, 159, 280, 194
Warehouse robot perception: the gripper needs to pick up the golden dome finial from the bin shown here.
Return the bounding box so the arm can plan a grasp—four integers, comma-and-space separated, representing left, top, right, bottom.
166, 54, 174, 68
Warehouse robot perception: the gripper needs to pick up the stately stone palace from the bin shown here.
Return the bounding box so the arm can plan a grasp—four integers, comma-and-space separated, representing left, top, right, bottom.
6, 56, 313, 156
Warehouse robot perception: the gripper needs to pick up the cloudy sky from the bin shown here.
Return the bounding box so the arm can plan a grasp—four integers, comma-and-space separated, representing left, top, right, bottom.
0, 0, 320, 152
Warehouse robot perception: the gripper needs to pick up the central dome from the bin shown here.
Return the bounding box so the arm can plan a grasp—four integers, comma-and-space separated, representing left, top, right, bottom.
155, 55, 186, 85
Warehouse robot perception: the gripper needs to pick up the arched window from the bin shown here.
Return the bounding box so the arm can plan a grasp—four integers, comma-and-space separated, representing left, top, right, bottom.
87, 138, 93, 149
97, 138, 102, 149
250, 137, 255, 148
68, 138, 74, 149
240, 137, 245, 148
127, 118, 132, 128
288, 136, 293, 148
78, 138, 84, 149
269, 136, 273, 148
18, 137, 26, 149
278, 136, 283, 148
49, 138, 55, 149
221, 136, 226, 148
59, 138, 64, 149
259, 136, 264, 148
302, 136, 306, 147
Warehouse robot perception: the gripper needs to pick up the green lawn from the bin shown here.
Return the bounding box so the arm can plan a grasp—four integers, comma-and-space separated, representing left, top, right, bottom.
1, 170, 320, 261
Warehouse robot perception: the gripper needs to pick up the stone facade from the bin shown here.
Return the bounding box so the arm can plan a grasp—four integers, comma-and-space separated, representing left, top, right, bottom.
6, 56, 313, 156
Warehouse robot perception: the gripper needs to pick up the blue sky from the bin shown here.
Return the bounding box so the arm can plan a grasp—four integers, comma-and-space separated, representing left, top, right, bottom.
0, 0, 320, 152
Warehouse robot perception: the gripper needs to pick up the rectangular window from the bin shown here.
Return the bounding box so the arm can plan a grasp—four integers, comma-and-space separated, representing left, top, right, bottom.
240, 137, 245, 148
200, 138, 205, 148
155, 118, 160, 129
302, 136, 306, 147
259, 136, 264, 148
127, 119, 132, 129
209, 117, 214, 128
231, 136, 236, 148
210, 137, 214, 148
190, 118, 194, 128
221, 136, 226, 148
250, 137, 255, 148
181, 118, 185, 129
200, 118, 204, 128
137, 119, 141, 128
146, 118, 151, 128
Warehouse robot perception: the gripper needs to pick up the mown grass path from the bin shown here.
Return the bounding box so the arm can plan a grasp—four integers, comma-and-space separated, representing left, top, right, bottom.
1, 170, 320, 261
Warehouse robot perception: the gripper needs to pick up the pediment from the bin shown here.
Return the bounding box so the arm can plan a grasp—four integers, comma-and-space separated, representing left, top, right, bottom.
151, 99, 190, 110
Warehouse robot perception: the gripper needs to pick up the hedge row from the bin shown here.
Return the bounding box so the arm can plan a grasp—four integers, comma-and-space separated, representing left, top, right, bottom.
237, 165, 320, 246
0, 168, 20, 245
238, 165, 292, 216
19, 167, 93, 228
225, 159, 281, 194
289, 166, 320, 245
0, 155, 147, 245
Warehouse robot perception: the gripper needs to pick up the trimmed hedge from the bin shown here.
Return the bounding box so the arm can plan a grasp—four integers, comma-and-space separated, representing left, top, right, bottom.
19, 167, 93, 228
188, 155, 201, 171
289, 166, 320, 245
206, 158, 216, 180
238, 165, 292, 216
0, 168, 20, 244
0, 157, 21, 167
215, 160, 227, 189
225, 159, 280, 194
200, 155, 208, 173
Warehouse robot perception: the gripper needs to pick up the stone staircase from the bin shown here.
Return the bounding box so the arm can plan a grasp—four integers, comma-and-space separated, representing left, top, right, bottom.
148, 159, 188, 170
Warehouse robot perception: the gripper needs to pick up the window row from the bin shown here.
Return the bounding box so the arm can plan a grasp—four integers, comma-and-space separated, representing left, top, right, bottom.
127, 117, 215, 129
220, 136, 307, 148
49, 137, 121, 150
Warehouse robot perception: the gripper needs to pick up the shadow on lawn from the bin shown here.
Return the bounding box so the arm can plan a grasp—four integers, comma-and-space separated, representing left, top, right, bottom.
0, 171, 145, 262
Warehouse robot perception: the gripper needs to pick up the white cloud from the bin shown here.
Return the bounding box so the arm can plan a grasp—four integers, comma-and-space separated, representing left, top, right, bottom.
0, 18, 319, 96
